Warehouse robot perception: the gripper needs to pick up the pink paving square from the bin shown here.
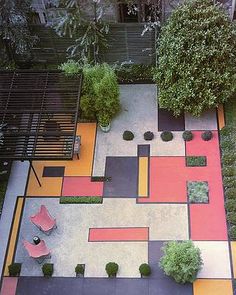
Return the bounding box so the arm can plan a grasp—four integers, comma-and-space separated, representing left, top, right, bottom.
89, 227, 149, 241
62, 177, 103, 196
0, 277, 18, 295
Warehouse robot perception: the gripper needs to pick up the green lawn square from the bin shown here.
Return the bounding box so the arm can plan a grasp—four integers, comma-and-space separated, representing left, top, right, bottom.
187, 181, 209, 203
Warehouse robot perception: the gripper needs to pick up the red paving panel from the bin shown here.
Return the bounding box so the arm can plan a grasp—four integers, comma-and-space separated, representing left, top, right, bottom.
1, 277, 18, 295
89, 227, 149, 241
62, 177, 103, 196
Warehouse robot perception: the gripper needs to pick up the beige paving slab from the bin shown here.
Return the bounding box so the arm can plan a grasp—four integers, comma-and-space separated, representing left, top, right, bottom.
15, 198, 188, 278
194, 241, 231, 279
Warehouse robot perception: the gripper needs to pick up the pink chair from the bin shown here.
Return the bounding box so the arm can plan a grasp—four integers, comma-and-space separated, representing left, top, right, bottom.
23, 240, 51, 264
30, 205, 56, 235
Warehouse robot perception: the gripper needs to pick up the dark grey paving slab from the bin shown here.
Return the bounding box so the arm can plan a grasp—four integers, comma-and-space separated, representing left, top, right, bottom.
115, 278, 148, 295
148, 241, 193, 295
158, 108, 185, 131
138, 145, 150, 157
42, 166, 65, 177
104, 157, 138, 197
83, 278, 115, 295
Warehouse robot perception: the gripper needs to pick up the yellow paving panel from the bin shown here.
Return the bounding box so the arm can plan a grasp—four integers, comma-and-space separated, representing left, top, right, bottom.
26, 123, 97, 196
218, 104, 225, 130
193, 279, 233, 295
138, 157, 148, 197
4, 197, 24, 276
231, 241, 236, 278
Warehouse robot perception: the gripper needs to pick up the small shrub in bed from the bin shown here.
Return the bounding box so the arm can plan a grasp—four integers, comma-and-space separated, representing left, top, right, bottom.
123, 130, 134, 141
75, 264, 85, 276
139, 263, 151, 277
182, 131, 193, 141
186, 156, 206, 167
160, 131, 173, 142
201, 130, 213, 141
8, 263, 21, 277
42, 263, 53, 278
144, 131, 154, 141
105, 262, 119, 277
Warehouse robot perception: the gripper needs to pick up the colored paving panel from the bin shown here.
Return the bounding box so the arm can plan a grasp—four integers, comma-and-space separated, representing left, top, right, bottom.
187, 131, 227, 240
231, 242, 236, 278
158, 108, 185, 131
104, 157, 138, 197
193, 279, 233, 295
4, 197, 24, 276
89, 227, 149, 241
43, 166, 65, 177
0, 277, 18, 295
185, 110, 217, 130
62, 177, 103, 196
138, 157, 149, 197
137, 145, 150, 157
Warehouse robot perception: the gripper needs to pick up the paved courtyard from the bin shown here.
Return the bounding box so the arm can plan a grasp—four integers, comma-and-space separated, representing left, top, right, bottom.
0, 85, 234, 295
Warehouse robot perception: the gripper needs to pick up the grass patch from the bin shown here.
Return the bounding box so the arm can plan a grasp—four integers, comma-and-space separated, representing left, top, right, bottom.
187, 181, 209, 203
60, 196, 102, 204
186, 156, 206, 167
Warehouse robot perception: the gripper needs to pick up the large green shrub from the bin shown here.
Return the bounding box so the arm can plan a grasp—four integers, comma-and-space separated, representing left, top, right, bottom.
154, 0, 236, 117
80, 64, 120, 120
159, 241, 203, 284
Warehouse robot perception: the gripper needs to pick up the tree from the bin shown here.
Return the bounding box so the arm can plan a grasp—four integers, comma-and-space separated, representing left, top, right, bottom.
159, 241, 203, 284
154, 0, 236, 117
0, 0, 37, 64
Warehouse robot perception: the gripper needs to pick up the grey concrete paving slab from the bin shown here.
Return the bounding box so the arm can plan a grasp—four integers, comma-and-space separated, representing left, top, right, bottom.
185, 110, 217, 130
0, 161, 29, 277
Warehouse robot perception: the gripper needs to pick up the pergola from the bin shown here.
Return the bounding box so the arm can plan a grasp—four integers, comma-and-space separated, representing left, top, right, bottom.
0, 70, 82, 185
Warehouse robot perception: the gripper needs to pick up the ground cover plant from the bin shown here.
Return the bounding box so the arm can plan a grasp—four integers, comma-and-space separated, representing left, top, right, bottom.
154, 0, 236, 117
187, 181, 209, 203
186, 156, 206, 167
159, 241, 202, 284
60, 197, 102, 204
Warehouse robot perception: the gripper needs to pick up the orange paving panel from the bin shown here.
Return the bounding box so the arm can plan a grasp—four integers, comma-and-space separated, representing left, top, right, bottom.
89, 227, 149, 241
231, 242, 236, 278
26, 123, 96, 196
0, 277, 18, 295
138, 157, 149, 197
4, 198, 24, 276
193, 279, 233, 295
218, 104, 225, 130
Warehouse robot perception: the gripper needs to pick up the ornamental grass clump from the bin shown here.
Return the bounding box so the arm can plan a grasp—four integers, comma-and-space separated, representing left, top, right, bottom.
159, 241, 203, 284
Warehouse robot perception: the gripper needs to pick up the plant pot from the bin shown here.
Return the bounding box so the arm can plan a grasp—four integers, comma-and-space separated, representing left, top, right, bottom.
99, 123, 111, 133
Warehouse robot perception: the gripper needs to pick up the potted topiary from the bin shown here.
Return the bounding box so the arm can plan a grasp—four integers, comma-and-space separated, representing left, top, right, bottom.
139, 263, 151, 277
8, 263, 21, 277
201, 130, 213, 141
42, 263, 54, 278
98, 113, 111, 133
75, 264, 85, 277
105, 262, 119, 278
160, 131, 173, 142
123, 130, 134, 141
182, 130, 193, 141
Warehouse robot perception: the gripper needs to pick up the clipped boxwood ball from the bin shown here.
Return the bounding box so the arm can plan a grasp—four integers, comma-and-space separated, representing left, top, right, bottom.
105, 262, 119, 277
182, 130, 193, 141
201, 130, 213, 141
139, 263, 151, 277
123, 130, 134, 141
161, 131, 173, 142
144, 131, 154, 141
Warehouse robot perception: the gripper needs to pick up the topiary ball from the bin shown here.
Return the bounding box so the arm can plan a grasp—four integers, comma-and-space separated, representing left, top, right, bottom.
123, 130, 134, 141
160, 131, 173, 142
105, 262, 119, 277
182, 130, 193, 141
139, 263, 151, 277
201, 130, 213, 141
144, 131, 154, 141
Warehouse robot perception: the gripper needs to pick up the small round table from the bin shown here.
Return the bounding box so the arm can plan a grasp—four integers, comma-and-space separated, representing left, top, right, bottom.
33, 236, 41, 245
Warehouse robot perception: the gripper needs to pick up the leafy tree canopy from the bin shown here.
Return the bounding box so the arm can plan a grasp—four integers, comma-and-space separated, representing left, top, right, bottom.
159, 241, 203, 284
154, 0, 236, 116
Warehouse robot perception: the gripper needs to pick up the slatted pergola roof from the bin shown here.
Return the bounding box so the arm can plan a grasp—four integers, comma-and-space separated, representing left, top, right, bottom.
0, 70, 82, 160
